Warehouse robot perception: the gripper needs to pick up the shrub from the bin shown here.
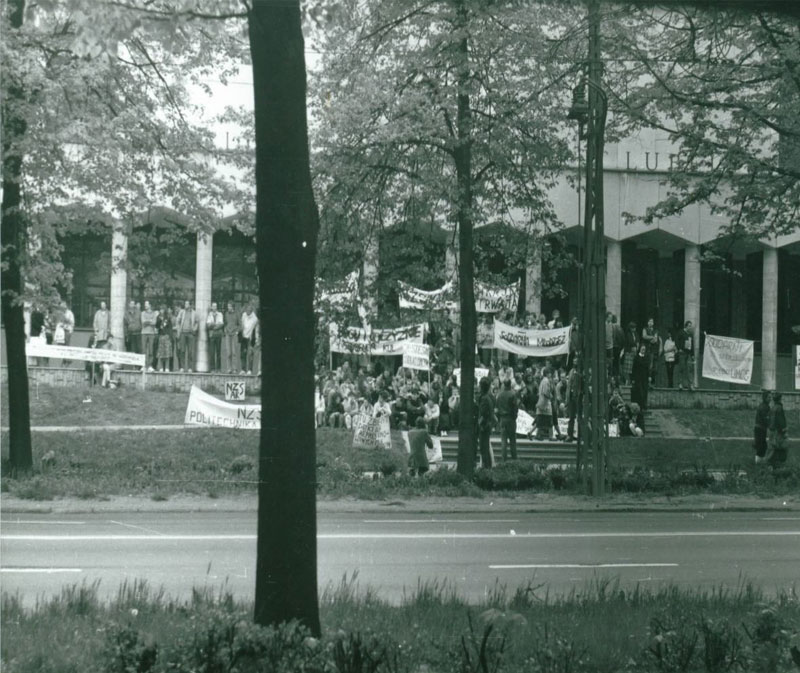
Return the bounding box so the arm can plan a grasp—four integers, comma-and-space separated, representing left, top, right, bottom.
229, 455, 255, 475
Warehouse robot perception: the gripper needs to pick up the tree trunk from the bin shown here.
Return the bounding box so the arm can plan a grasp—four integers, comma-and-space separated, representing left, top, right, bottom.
453, 0, 478, 477
249, 0, 321, 636
1, 0, 33, 475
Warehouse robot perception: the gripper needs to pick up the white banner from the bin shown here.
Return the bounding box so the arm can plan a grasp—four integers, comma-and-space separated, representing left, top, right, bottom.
475, 279, 520, 314
316, 270, 359, 309
493, 320, 570, 357
796, 346, 800, 390
403, 343, 430, 371
329, 322, 426, 356
184, 386, 260, 429
401, 431, 443, 463
453, 367, 489, 387
398, 280, 454, 310
516, 409, 535, 436
352, 414, 392, 450
25, 341, 146, 367
702, 334, 754, 384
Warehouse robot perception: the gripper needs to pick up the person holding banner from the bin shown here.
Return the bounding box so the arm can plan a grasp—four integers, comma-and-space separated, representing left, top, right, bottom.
408, 417, 433, 476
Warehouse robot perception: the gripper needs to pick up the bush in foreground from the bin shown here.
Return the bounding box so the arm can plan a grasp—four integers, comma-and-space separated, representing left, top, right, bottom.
3, 578, 800, 673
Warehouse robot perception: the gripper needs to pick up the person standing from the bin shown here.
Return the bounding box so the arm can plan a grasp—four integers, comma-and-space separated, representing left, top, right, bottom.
477, 377, 496, 468
611, 315, 624, 384
155, 304, 173, 372
240, 304, 258, 374
565, 357, 581, 442
662, 331, 677, 388
223, 301, 240, 374
176, 300, 198, 372
677, 320, 695, 390
567, 317, 580, 372
93, 301, 110, 345
621, 321, 638, 386
206, 302, 224, 372
140, 301, 158, 372
764, 392, 788, 466
56, 301, 75, 366
496, 378, 518, 461
408, 417, 433, 476
631, 344, 650, 410
641, 318, 661, 385
753, 390, 770, 462
535, 366, 554, 440
124, 300, 142, 354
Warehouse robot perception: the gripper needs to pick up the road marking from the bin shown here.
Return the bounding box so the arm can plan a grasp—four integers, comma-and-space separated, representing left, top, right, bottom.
109, 520, 165, 535
362, 519, 521, 524
3, 530, 800, 542
0, 568, 82, 574
490, 563, 679, 569
761, 517, 800, 521
1, 520, 86, 525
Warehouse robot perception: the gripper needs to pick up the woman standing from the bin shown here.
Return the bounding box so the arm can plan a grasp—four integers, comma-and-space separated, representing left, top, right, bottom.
641, 318, 661, 385
630, 344, 650, 410
155, 305, 173, 372
535, 366, 554, 440
662, 331, 677, 388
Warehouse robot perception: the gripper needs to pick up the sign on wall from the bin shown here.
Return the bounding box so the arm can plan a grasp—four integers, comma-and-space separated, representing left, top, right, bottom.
225, 381, 246, 401
702, 334, 754, 385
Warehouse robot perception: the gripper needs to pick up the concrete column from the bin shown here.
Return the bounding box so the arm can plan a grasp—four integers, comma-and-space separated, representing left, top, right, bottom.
362, 231, 380, 322
605, 238, 622, 321
525, 247, 542, 316
110, 224, 128, 351
762, 247, 779, 390
684, 244, 701, 388
195, 231, 213, 373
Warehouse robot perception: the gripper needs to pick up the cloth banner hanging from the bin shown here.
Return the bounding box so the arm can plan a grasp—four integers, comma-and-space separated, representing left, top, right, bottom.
25, 340, 146, 367
329, 322, 426, 356
701, 334, 754, 384
492, 320, 570, 357
352, 414, 392, 450
184, 385, 260, 429
398, 280, 454, 310
475, 279, 520, 313
403, 343, 430, 371
315, 270, 359, 309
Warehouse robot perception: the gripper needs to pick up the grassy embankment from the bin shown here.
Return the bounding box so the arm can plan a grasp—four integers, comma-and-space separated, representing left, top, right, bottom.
2, 576, 800, 673
2, 385, 798, 501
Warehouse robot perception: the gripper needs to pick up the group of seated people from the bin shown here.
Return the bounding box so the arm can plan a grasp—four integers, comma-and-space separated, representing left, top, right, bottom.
607, 386, 646, 437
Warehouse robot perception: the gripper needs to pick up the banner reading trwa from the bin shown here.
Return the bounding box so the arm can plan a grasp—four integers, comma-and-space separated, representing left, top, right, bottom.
702, 334, 754, 385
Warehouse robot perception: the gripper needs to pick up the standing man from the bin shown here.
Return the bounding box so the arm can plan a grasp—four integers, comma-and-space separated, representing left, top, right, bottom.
124, 300, 141, 354
677, 320, 695, 391
206, 302, 224, 372
140, 301, 158, 371
565, 356, 581, 442
495, 378, 518, 461
223, 301, 240, 374
477, 377, 496, 469
93, 301, 110, 346
240, 303, 258, 374
176, 300, 198, 372
57, 301, 75, 366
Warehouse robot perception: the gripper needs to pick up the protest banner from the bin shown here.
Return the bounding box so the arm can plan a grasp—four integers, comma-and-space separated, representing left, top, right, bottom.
398, 280, 453, 310
403, 343, 430, 371
492, 320, 570, 358
352, 414, 392, 450
315, 270, 359, 309
516, 409, 535, 436
401, 431, 443, 463
329, 322, 426, 356
475, 279, 520, 313
453, 367, 489, 387
225, 381, 246, 401
796, 346, 800, 390
184, 386, 260, 429
25, 341, 146, 367
702, 334, 754, 384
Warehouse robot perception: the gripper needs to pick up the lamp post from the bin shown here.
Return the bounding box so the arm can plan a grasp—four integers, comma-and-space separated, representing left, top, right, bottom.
568, 0, 608, 496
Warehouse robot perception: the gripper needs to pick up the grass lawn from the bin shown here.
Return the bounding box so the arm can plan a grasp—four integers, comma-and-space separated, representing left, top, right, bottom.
2, 576, 799, 673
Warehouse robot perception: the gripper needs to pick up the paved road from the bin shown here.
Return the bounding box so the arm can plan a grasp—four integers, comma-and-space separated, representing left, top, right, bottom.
2, 511, 799, 606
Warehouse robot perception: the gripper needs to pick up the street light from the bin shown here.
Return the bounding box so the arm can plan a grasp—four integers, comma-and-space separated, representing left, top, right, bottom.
568, 0, 608, 496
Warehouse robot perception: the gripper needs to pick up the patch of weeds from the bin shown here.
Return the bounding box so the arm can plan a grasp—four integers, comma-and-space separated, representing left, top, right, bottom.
645, 611, 699, 672
228, 455, 255, 474
207, 490, 219, 499
525, 623, 589, 673
150, 492, 169, 502
332, 631, 387, 673
11, 475, 56, 501
459, 612, 507, 673
744, 606, 792, 673
700, 617, 743, 672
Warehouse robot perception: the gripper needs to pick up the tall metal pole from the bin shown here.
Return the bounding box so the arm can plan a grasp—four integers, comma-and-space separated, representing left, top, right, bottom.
580, 0, 608, 496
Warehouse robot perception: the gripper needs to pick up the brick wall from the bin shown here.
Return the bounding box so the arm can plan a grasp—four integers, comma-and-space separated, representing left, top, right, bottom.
648, 387, 800, 411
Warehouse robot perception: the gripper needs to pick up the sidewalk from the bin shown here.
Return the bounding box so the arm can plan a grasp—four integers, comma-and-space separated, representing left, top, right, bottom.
2, 492, 799, 515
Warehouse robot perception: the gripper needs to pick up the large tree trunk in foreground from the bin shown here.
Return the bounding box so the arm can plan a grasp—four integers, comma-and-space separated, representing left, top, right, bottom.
1, 0, 33, 475
454, 0, 478, 477
249, 0, 321, 635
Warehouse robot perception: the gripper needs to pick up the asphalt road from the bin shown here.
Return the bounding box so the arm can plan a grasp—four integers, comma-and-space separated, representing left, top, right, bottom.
2, 511, 799, 606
